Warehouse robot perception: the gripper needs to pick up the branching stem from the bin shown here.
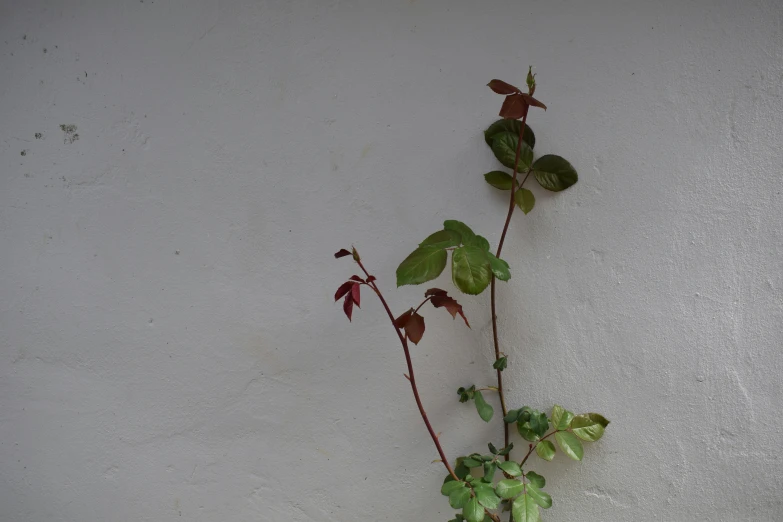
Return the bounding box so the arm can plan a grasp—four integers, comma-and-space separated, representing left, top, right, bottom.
413, 296, 433, 315
520, 431, 558, 467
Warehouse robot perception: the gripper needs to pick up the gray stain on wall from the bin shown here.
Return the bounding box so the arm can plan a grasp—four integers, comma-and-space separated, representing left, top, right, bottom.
60, 124, 79, 144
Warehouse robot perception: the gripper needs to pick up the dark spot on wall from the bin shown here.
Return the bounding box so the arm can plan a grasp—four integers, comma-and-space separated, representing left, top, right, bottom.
35, 132, 42, 139
20, 150, 27, 156
43, 48, 47, 53
60, 124, 79, 144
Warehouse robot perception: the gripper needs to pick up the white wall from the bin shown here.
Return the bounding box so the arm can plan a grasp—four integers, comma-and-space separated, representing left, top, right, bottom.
1, 1, 782, 520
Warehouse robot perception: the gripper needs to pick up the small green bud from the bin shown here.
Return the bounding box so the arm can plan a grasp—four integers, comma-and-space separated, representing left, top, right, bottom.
526, 66, 536, 93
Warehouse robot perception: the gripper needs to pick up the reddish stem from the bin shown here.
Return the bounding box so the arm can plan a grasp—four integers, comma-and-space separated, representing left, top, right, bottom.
355, 259, 458, 480
491, 107, 530, 458
520, 431, 558, 467
413, 296, 433, 315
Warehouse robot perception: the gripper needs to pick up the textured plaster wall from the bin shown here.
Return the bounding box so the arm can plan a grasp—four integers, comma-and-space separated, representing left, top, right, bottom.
1, 1, 782, 521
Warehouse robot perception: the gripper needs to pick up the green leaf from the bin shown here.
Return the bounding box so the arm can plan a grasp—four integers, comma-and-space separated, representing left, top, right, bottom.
444, 220, 476, 245
487, 253, 511, 281
535, 440, 555, 461
420, 230, 462, 249
525, 471, 545, 489
495, 479, 524, 499
457, 384, 476, 402
454, 460, 470, 480
452, 246, 492, 295
447, 515, 465, 522
449, 486, 472, 509
462, 457, 482, 468
492, 356, 508, 371
484, 119, 536, 149
463, 498, 485, 522
482, 461, 497, 483
503, 409, 521, 424
514, 188, 535, 214
488, 443, 498, 455
396, 246, 448, 287
484, 171, 514, 190
555, 431, 584, 461
442, 480, 466, 496
457, 385, 476, 403
512, 492, 540, 522
474, 483, 501, 510
518, 409, 548, 441
498, 442, 514, 456
498, 461, 522, 477
571, 413, 610, 442
526, 484, 552, 509
491, 132, 534, 172
528, 411, 549, 438
532, 155, 578, 192
465, 234, 490, 251
551, 405, 575, 431
517, 425, 539, 442
473, 391, 494, 423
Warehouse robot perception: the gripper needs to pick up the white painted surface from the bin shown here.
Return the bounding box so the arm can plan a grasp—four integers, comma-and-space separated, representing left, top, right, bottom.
1, 1, 782, 520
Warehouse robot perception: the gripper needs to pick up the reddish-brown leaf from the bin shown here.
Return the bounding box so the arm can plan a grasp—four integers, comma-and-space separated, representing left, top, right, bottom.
335, 281, 353, 301
404, 312, 426, 344
519, 93, 547, 111
487, 79, 520, 95
499, 94, 528, 119
425, 288, 448, 297
334, 249, 352, 258
394, 308, 414, 329
351, 282, 361, 308
431, 295, 470, 328
343, 293, 354, 321
366, 275, 376, 283
349, 275, 365, 283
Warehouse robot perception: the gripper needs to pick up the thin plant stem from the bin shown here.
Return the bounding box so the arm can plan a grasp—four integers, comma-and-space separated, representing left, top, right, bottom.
491, 107, 530, 458
355, 258, 458, 481
519, 431, 558, 467
413, 296, 433, 315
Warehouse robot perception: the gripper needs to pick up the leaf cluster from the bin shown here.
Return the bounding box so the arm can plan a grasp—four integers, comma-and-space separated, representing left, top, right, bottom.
396, 221, 510, 295
443, 404, 609, 521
